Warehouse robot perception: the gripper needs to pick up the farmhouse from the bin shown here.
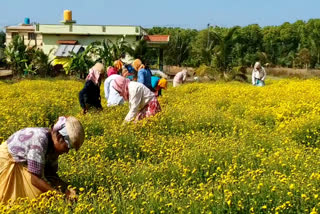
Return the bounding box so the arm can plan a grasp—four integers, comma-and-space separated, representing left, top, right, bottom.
5, 10, 169, 70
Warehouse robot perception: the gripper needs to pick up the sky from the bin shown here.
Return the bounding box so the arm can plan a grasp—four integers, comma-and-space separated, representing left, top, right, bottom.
1, 0, 320, 31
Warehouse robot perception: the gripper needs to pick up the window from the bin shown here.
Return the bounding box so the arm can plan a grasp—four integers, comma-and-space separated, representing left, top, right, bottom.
11, 32, 19, 38
28, 33, 36, 40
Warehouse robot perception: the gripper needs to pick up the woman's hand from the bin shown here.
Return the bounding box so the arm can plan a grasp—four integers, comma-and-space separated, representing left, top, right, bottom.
82, 108, 88, 114
66, 188, 77, 201
31, 173, 55, 193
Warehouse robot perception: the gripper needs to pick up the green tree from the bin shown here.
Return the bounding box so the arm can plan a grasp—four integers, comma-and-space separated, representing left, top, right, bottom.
211, 26, 240, 72
232, 24, 263, 66
0, 31, 5, 48
148, 27, 198, 66
295, 48, 311, 69
191, 27, 221, 66
305, 19, 320, 67
4, 35, 29, 75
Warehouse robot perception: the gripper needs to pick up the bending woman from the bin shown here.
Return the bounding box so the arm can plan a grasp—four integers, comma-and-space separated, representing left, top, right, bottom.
0, 116, 85, 202
79, 63, 105, 114
113, 76, 161, 122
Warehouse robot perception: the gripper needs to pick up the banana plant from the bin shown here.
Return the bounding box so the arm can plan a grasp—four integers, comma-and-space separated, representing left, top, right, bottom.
4, 35, 29, 75
69, 44, 96, 79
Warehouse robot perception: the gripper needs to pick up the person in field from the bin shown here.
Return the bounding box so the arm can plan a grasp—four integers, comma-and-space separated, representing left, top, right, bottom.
0, 116, 85, 203
107, 66, 118, 77
173, 69, 188, 87
79, 63, 105, 114
151, 76, 167, 96
137, 61, 153, 91
113, 76, 161, 122
121, 59, 140, 81
252, 62, 266, 86
104, 67, 124, 107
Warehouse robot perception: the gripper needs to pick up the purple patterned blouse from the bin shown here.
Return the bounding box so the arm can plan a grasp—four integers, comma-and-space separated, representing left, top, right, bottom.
6, 127, 51, 176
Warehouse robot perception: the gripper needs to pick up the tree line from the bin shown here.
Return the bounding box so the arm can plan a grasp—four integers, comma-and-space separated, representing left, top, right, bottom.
1, 18, 320, 77
146, 19, 320, 71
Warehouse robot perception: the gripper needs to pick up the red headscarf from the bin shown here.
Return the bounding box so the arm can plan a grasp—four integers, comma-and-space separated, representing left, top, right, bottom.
113, 76, 130, 101
107, 67, 118, 77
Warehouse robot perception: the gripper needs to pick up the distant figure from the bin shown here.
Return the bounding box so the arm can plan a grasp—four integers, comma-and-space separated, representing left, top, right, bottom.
113, 76, 161, 122
0, 116, 84, 202
252, 62, 266, 86
104, 74, 124, 107
151, 76, 167, 96
173, 69, 187, 87
79, 63, 105, 114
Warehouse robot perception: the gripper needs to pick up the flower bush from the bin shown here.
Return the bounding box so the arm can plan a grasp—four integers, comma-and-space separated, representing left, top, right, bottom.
1, 78, 320, 213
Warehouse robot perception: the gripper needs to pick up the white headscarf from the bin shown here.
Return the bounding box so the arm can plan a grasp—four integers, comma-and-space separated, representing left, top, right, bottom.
254, 62, 262, 72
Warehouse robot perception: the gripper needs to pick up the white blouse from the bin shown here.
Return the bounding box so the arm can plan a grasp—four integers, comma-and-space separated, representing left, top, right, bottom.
252, 67, 266, 84
104, 74, 124, 107
125, 81, 155, 121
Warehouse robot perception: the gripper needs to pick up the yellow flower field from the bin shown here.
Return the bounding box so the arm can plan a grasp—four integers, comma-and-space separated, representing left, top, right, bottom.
1, 78, 320, 213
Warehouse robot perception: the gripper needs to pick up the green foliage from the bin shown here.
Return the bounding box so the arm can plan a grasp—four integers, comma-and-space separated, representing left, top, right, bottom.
0, 31, 5, 49
195, 64, 219, 80
4, 35, 29, 75
93, 36, 134, 66
0, 31, 5, 66
69, 44, 96, 78
229, 66, 248, 82
148, 19, 320, 70
4, 35, 53, 76
295, 48, 311, 69
293, 121, 320, 147
70, 37, 135, 78
148, 27, 198, 66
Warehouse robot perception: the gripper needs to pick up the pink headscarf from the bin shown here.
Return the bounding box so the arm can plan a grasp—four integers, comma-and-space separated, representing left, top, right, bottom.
107, 67, 118, 77
86, 69, 101, 85
113, 76, 130, 101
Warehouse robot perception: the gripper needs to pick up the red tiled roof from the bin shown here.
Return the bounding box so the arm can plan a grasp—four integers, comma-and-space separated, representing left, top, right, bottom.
144, 35, 170, 43
57, 40, 78, 45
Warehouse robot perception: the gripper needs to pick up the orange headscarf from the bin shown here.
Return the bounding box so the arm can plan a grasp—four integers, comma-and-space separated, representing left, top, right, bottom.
132, 59, 145, 71
114, 60, 123, 71
158, 78, 167, 89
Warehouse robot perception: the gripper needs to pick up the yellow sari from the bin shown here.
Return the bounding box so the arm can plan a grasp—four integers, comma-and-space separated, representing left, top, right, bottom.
0, 142, 42, 203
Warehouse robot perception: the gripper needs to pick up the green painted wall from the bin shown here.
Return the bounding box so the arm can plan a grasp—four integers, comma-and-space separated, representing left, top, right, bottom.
42, 34, 137, 57
37, 24, 145, 35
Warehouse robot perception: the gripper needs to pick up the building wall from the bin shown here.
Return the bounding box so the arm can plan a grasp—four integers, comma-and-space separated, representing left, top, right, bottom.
42, 34, 138, 57
6, 30, 42, 47
37, 24, 144, 36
